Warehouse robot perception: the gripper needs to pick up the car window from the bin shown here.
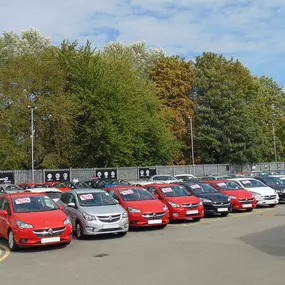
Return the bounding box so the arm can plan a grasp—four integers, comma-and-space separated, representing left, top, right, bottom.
240, 179, 266, 188
2, 199, 11, 215
60, 192, 68, 204
159, 185, 189, 197
215, 182, 241, 190
119, 188, 155, 201
66, 193, 76, 204
108, 190, 119, 201
146, 187, 159, 196
76, 192, 117, 207
12, 196, 58, 213
189, 183, 218, 193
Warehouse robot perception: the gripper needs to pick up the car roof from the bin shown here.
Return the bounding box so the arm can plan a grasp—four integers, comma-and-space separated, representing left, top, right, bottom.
204, 180, 235, 183
25, 187, 62, 193
230, 177, 258, 181
105, 186, 144, 190
2, 192, 48, 198
71, 188, 106, 194
146, 183, 180, 187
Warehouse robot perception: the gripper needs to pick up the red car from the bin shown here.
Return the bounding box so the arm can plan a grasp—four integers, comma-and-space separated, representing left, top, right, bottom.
105, 186, 170, 227
0, 193, 72, 251
18, 183, 51, 190
44, 182, 71, 192
144, 184, 204, 221
207, 180, 256, 211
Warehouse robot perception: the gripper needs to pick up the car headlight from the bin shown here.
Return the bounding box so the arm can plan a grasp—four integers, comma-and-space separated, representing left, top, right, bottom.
200, 198, 212, 203
168, 201, 180, 208
199, 201, 203, 206
82, 212, 96, 221
64, 216, 71, 225
122, 212, 128, 218
163, 205, 168, 211
16, 220, 33, 229
251, 191, 261, 197
127, 207, 141, 213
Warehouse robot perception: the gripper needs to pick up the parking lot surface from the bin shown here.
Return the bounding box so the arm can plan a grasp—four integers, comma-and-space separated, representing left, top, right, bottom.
1, 206, 285, 285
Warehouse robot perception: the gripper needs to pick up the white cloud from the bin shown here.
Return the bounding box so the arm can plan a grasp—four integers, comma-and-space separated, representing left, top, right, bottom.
0, 0, 285, 84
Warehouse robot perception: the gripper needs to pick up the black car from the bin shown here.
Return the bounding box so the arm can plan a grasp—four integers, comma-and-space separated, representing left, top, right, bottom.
63, 181, 91, 189
177, 182, 232, 216
256, 176, 285, 202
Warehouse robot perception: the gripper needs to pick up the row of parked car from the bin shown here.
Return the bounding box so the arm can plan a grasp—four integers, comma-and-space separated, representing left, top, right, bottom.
0, 172, 283, 251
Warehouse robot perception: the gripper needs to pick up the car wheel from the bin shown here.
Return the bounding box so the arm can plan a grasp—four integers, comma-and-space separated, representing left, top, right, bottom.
62, 240, 72, 246
246, 208, 253, 212
117, 231, 127, 237
192, 218, 201, 222
269, 204, 277, 208
8, 230, 19, 251
75, 221, 85, 240
221, 212, 229, 217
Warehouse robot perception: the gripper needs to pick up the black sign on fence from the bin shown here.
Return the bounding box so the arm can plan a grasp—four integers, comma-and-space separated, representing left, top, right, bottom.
45, 170, 70, 182
138, 167, 157, 179
0, 172, 15, 184
95, 169, 117, 180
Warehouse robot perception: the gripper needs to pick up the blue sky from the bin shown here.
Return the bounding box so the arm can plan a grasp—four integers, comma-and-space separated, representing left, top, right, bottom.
1, 0, 285, 87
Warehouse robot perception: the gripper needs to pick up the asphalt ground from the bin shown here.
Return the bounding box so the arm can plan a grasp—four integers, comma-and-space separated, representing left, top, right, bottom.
1, 206, 285, 285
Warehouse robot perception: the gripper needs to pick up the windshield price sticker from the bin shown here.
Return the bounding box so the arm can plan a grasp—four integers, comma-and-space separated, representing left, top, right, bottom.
242, 180, 251, 184
217, 183, 227, 187
15, 198, 31, 204
280, 177, 285, 180
161, 187, 173, 193
191, 184, 201, 189
79, 194, 93, 200
121, 190, 134, 195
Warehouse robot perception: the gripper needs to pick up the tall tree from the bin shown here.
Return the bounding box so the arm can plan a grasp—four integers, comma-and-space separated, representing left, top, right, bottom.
150, 56, 195, 164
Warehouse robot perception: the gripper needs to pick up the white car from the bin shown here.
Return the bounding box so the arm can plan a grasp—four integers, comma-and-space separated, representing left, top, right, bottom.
147, 175, 182, 183
174, 174, 198, 181
24, 187, 62, 203
230, 178, 279, 207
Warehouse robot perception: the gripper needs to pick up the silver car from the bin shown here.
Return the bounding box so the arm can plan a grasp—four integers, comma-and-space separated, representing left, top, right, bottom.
58, 188, 129, 239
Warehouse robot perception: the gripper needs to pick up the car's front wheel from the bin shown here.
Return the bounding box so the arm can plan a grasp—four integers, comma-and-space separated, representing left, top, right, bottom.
117, 231, 127, 237
269, 204, 277, 208
246, 208, 253, 212
221, 212, 229, 217
75, 221, 85, 240
8, 230, 19, 251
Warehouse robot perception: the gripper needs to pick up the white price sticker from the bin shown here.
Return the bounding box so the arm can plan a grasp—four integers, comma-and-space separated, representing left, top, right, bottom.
121, 190, 134, 195
15, 198, 31, 204
161, 187, 173, 193
79, 194, 93, 200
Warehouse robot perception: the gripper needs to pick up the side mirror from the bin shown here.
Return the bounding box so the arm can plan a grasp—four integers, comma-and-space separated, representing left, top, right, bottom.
0, 210, 8, 216
115, 199, 119, 204
59, 205, 64, 210
67, 202, 76, 208
154, 194, 160, 199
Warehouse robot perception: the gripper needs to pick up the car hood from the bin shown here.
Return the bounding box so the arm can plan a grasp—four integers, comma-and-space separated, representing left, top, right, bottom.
165, 196, 201, 204
243, 187, 276, 195
220, 190, 253, 199
193, 192, 229, 202
125, 200, 166, 212
81, 204, 125, 215
14, 210, 67, 228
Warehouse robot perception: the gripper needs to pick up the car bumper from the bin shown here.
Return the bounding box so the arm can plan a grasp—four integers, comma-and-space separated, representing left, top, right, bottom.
276, 192, 285, 201
169, 206, 204, 220
14, 225, 73, 247
203, 203, 232, 215
128, 212, 169, 227
256, 198, 279, 206
232, 200, 256, 210
81, 217, 129, 235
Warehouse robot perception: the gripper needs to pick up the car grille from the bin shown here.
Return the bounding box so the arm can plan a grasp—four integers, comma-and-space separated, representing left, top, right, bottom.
97, 214, 121, 223
33, 227, 66, 237
181, 203, 199, 208
99, 227, 123, 232
212, 202, 230, 207
142, 212, 166, 220
238, 199, 254, 203
263, 195, 277, 200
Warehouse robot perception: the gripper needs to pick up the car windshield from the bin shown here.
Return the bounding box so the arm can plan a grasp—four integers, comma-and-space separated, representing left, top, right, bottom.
152, 176, 177, 181
262, 177, 285, 186
176, 176, 196, 181
159, 185, 189, 197
46, 192, 62, 200
12, 196, 59, 213
189, 183, 218, 193
75, 182, 90, 188
77, 192, 117, 206
119, 188, 155, 201
215, 181, 241, 190
240, 179, 266, 188
4, 185, 21, 191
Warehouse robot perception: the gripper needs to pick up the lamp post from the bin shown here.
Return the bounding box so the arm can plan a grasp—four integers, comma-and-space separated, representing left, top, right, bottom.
188, 116, 195, 166
28, 106, 36, 183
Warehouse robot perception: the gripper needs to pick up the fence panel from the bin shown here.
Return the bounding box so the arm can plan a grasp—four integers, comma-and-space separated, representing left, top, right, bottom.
118, 167, 138, 180
70, 168, 95, 182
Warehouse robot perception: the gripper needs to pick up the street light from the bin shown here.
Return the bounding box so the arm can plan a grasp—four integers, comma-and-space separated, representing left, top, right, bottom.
28, 105, 37, 183
188, 116, 195, 166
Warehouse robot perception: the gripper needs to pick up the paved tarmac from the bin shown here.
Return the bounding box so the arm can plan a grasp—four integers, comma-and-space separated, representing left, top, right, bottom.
1, 206, 285, 285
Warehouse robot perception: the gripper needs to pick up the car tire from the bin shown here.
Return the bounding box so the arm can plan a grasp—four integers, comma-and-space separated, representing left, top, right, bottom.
221, 212, 229, 217
246, 208, 253, 212
117, 231, 127, 237
269, 204, 277, 208
75, 221, 85, 240
192, 218, 201, 222
62, 240, 72, 246
8, 229, 19, 251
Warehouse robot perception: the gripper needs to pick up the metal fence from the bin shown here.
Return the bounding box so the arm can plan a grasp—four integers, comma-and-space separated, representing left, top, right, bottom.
1, 161, 284, 184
